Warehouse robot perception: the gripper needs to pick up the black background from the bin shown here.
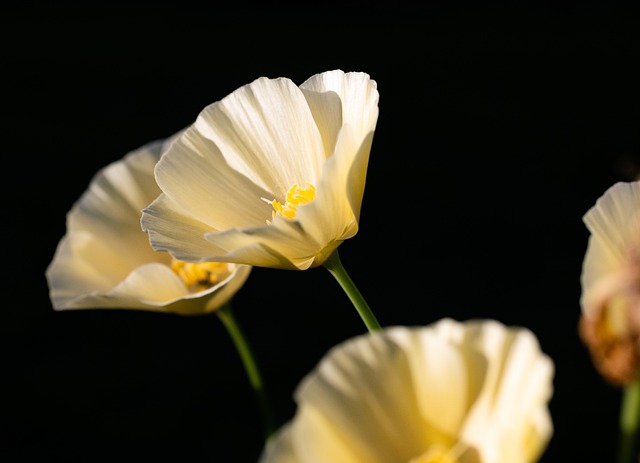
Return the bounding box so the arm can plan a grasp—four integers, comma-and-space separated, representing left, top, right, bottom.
2, 1, 639, 461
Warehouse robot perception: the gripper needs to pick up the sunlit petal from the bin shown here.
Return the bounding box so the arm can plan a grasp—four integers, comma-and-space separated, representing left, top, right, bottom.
141, 70, 379, 269
153, 128, 275, 230
46, 135, 252, 315
261, 319, 554, 463
579, 180, 640, 385
194, 76, 325, 194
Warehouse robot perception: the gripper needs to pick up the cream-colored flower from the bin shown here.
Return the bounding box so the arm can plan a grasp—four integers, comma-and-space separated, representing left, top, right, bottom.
46, 135, 252, 315
140, 70, 379, 270
259, 318, 554, 463
578, 181, 640, 384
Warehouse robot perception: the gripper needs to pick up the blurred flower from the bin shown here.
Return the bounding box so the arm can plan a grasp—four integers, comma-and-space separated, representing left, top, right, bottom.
141, 69, 379, 270
578, 181, 640, 385
46, 135, 252, 315
259, 318, 554, 463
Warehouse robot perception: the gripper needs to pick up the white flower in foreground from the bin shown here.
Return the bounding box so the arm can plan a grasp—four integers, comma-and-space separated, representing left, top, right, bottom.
141, 69, 379, 270
46, 136, 252, 315
578, 181, 640, 384
260, 318, 554, 463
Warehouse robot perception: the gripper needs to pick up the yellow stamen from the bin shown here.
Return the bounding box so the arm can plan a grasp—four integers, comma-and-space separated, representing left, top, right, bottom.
263, 183, 316, 223
171, 259, 234, 292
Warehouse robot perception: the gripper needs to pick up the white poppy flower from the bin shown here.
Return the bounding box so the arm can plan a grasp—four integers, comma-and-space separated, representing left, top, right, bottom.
46, 135, 252, 315
259, 318, 554, 463
140, 70, 379, 270
579, 181, 640, 384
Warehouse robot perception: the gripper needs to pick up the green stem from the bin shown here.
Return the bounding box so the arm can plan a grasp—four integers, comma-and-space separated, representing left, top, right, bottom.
217, 303, 277, 442
617, 379, 640, 463
322, 249, 382, 332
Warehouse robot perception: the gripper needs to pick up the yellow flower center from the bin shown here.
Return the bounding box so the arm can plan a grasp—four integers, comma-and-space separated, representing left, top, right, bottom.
263, 183, 316, 223
171, 259, 234, 292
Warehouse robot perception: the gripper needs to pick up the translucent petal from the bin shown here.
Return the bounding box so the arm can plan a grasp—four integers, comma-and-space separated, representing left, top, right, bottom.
153, 129, 274, 230
452, 321, 554, 463
580, 181, 640, 313
47, 134, 252, 315
193, 76, 325, 195
140, 71, 380, 270
203, 219, 321, 270
142, 193, 231, 262
292, 329, 451, 461
295, 125, 374, 248
260, 319, 554, 463
300, 70, 379, 143
407, 327, 471, 439
583, 181, 640, 259
65, 142, 167, 276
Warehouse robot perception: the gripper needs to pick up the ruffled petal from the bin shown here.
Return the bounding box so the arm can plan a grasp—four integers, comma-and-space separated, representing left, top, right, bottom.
290, 328, 450, 462
202, 123, 374, 269
449, 320, 554, 463
48, 227, 251, 314
404, 324, 472, 440
580, 181, 640, 313
140, 71, 379, 271
295, 125, 374, 250
47, 133, 252, 315
153, 128, 275, 230
583, 181, 640, 260
260, 319, 554, 463
107, 262, 251, 315
63, 142, 167, 276
46, 140, 175, 308
580, 232, 626, 313
193, 76, 325, 195
142, 193, 230, 261
301, 70, 379, 147
203, 219, 322, 270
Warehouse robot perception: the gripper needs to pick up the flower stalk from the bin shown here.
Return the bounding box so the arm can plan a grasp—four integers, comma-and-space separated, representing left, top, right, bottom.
217, 303, 276, 442
618, 379, 640, 463
322, 249, 382, 332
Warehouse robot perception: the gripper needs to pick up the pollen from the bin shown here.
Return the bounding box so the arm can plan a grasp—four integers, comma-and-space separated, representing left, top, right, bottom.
263, 183, 316, 223
171, 259, 234, 292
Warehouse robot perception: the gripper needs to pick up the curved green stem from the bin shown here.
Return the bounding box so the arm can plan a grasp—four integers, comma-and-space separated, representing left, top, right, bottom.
617, 379, 640, 463
217, 303, 277, 442
322, 249, 382, 332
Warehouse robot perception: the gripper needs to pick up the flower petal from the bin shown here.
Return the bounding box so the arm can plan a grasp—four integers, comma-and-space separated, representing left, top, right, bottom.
47, 133, 252, 315
405, 323, 473, 440
261, 319, 554, 463
301, 70, 379, 149
296, 125, 375, 248
583, 181, 640, 257
203, 219, 321, 270
140, 70, 379, 271
289, 328, 452, 462
46, 142, 174, 309
193, 76, 326, 194
450, 320, 554, 463
141, 193, 231, 261
580, 181, 640, 313
290, 405, 374, 463
152, 129, 275, 230
258, 424, 299, 463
